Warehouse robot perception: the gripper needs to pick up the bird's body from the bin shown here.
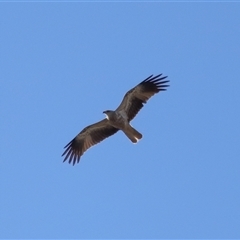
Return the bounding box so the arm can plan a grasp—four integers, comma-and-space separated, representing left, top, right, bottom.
62, 74, 169, 165
103, 109, 142, 143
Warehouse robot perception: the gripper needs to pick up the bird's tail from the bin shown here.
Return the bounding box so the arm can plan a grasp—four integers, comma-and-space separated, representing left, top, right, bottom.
123, 124, 142, 143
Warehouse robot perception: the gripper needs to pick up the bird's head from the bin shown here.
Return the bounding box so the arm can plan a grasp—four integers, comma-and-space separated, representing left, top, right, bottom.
103, 110, 112, 120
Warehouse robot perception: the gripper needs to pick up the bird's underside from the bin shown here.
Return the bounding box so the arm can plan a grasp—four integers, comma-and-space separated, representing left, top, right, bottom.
62, 74, 169, 165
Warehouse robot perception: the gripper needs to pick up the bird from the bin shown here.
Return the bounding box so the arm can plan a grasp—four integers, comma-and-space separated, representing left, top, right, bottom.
62, 74, 169, 165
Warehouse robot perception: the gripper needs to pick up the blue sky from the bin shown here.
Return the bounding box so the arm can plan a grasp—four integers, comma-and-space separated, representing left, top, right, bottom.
1, 2, 240, 239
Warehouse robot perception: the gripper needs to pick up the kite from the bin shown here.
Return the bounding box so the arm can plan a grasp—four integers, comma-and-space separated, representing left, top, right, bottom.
62, 74, 169, 165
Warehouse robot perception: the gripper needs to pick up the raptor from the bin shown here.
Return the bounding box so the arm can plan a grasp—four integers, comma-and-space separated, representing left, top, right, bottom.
62, 74, 169, 165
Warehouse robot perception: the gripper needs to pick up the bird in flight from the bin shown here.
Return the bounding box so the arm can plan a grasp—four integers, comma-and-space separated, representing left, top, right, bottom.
62, 74, 169, 165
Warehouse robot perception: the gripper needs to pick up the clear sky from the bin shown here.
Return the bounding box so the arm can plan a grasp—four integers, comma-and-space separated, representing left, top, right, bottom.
1, 2, 240, 239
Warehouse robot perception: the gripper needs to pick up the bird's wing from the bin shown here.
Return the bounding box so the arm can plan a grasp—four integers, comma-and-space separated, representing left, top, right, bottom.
62, 119, 118, 165
116, 74, 169, 121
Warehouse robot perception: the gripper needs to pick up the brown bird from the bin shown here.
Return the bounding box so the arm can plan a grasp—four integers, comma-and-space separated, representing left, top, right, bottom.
62, 74, 169, 165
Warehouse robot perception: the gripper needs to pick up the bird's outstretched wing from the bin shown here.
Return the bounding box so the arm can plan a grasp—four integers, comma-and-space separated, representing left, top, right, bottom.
62, 119, 118, 165
116, 74, 169, 121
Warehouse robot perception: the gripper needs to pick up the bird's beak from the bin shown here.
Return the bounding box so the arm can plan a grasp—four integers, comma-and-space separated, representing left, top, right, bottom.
103, 111, 106, 114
